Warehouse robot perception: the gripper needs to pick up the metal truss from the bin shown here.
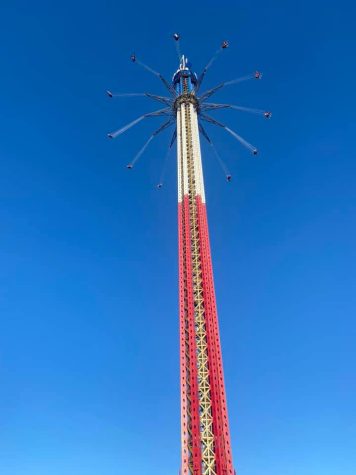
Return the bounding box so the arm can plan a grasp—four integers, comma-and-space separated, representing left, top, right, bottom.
178, 77, 235, 475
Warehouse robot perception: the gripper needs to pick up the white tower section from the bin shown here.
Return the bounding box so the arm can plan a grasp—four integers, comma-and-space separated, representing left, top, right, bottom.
176, 99, 206, 204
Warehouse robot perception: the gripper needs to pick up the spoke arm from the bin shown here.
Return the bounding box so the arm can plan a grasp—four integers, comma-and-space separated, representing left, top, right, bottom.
198, 123, 212, 144
170, 128, 177, 147
133, 56, 176, 96
107, 108, 171, 139
106, 92, 147, 98
158, 74, 177, 96
201, 102, 272, 118
200, 114, 258, 155
200, 103, 231, 111
199, 113, 225, 128
128, 136, 154, 168
199, 83, 225, 102
195, 41, 229, 93
173, 33, 182, 61
198, 123, 231, 180
106, 90, 172, 106
152, 117, 175, 136
157, 127, 177, 189
199, 73, 258, 102
145, 93, 173, 106
128, 118, 175, 168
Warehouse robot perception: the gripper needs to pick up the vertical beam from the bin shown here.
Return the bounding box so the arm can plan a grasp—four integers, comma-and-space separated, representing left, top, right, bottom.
184, 99, 216, 475
178, 103, 202, 474
196, 197, 234, 475
177, 80, 235, 475
178, 109, 190, 474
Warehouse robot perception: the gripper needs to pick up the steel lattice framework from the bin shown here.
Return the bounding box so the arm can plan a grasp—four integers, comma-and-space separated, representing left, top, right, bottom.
177, 72, 234, 475
107, 35, 271, 475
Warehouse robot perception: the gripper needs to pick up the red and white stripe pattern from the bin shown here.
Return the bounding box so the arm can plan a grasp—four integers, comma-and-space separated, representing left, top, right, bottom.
177, 97, 235, 475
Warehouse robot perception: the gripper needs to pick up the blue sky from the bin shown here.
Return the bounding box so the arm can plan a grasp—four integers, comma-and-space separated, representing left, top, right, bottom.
0, 0, 355, 474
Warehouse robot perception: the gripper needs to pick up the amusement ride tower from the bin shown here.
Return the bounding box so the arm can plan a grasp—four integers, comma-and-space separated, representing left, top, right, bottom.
107, 36, 271, 475
174, 58, 235, 475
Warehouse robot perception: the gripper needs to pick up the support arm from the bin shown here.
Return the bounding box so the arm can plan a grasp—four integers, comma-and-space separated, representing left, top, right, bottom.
200, 114, 258, 155
106, 91, 173, 107
195, 41, 228, 93
199, 73, 258, 102
201, 103, 272, 118
133, 56, 176, 96
128, 118, 175, 168
107, 108, 171, 139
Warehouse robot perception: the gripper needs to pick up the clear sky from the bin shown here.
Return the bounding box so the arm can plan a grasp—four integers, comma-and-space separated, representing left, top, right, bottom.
0, 0, 355, 474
